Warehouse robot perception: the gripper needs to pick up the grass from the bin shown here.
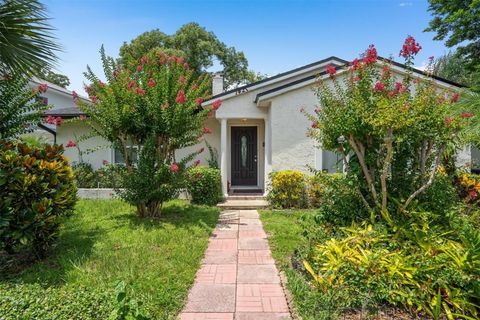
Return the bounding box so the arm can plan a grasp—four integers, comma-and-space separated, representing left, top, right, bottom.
0, 199, 219, 319
260, 209, 349, 320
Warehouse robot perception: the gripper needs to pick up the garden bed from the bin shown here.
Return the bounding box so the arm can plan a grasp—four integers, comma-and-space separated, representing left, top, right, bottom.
0, 199, 219, 319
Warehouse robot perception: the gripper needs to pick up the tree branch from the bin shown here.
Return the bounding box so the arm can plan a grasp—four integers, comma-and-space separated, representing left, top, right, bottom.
402, 144, 444, 211
348, 134, 378, 203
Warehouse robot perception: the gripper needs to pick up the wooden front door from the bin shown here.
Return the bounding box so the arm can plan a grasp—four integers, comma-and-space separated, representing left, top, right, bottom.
231, 126, 257, 186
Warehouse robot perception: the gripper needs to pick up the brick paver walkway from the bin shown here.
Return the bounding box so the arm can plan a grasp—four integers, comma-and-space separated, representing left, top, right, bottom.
179, 210, 291, 320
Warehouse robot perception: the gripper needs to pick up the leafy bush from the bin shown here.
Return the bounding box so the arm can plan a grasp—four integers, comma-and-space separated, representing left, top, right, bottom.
313, 172, 368, 225
73, 162, 96, 188
186, 166, 222, 205
304, 213, 480, 319
457, 172, 480, 205
0, 141, 77, 257
96, 164, 126, 189
267, 170, 307, 209
73, 163, 126, 189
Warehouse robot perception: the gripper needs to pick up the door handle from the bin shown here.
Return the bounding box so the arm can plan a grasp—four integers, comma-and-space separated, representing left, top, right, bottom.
254, 155, 257, 163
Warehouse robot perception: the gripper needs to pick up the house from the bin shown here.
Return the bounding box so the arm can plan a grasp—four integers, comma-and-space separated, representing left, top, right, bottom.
41, 57, 479, 196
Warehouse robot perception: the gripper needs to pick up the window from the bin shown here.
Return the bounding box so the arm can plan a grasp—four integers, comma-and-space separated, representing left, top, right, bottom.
315, 149, 344, 173
114, 146, 138, 165
472, 146, 480, 173
36, 96, 48, 105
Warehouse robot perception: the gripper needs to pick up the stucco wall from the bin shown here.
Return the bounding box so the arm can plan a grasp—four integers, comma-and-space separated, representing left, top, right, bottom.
56, 122, 112, 170
269, 86, 317, 173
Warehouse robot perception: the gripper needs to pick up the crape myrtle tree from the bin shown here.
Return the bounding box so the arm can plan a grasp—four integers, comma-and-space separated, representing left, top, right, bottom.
304, 36, 477, 215
77, 47, 222, 217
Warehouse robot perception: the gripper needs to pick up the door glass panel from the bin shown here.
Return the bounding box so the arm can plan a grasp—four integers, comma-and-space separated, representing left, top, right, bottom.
241, 135, 247, 167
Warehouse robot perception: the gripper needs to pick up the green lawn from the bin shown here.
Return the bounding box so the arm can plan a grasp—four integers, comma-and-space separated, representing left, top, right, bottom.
260, 210, 349, 320
0, 199, 219, 319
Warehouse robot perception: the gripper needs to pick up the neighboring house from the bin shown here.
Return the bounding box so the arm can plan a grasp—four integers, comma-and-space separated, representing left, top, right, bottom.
41, 57, 480, 196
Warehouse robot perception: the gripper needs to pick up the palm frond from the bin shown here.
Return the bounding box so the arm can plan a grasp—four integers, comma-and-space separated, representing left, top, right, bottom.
0, 0, 61, 76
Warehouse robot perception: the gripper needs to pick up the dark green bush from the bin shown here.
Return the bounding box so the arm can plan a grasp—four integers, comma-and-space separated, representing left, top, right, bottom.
73, 163, 126, 188
313, 172, 368, 225
186, 166, 223, 206
0, 141, 77, 257
96, 164, 126, 189
73, 162, 96, 188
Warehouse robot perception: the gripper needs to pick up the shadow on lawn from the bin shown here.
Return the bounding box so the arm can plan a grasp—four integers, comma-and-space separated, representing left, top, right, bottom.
118, 202, 220, 233
0, 223, 104, 285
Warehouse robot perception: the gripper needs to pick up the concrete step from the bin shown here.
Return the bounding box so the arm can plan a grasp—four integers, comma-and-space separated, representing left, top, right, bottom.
226, 195, 266, 200
217, 199, 269, 210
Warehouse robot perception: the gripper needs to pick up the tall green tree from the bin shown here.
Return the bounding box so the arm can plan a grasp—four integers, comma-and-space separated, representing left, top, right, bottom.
425, 0, 480, 70
0, 0, 60, 76
119, 22, 263, 89
37, 67, 70, 88
433, 51, 476, 87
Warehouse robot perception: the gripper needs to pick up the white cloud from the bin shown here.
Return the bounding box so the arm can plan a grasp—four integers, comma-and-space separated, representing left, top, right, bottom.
399, 2, 413, 7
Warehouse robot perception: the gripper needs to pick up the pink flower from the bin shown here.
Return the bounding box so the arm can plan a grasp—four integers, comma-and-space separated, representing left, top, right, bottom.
196, 97, 203, 105
311, 122, 318, 128
183, 63, 189, 70
65, 140, 76, 148
199, 147, 205, 153
176, 56, 185, 65
160, 56, 166, 64
192, 84, 198, 91
136, 65, 142, 72
212, 99, 222, 110
140, 56, 147, 65
452, 92, 460, 103
299, 107, 305, 113
460, 112, 474, 118
351, 58, 360, 70
170, 163, 179, 173
469, 190, 478, 201
202, 127, 212, 134
363, 44, 377, 65
91, 96, 97, 103
194, 160, 201, 166
176, 90, 186, 104
445, 117, 452, 126
399, 35, 422, 58
128, 81, 136, 90
374, 82, 386, 91
55, 117, 62, 126
179, 75, 185, 84
102, 160, 109, 165
413, 79, 419, 84
38, 83, 48, 93
387, 91, 396, 97
135, 87, 145, 96
353, 76, 360, 81
148, 78, 156, 88
45, 115, 55, 124
395, 82, 407, 93
326, 65, 336, 77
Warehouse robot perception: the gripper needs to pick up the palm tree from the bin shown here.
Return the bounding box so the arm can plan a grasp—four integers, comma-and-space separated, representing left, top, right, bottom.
0, 0, 61, 76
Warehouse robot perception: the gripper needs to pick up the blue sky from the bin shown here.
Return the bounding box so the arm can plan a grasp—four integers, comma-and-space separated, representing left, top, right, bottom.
44, 0, 450, 93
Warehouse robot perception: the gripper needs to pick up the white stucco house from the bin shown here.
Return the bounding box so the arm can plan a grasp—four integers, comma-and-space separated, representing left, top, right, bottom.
37, 56, 479, 196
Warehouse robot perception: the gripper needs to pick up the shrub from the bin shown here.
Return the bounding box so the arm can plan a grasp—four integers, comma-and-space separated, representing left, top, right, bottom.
186, 166, 222, 206
73, 162, 96, 188
96, 164, 126, 189
267, 170, 307, 209
304, 216, 480, 319
313, 172, 368, 225
0, 141, 77, 257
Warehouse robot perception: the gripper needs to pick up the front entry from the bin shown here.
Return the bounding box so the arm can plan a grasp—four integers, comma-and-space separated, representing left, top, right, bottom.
231, 126, 257, 186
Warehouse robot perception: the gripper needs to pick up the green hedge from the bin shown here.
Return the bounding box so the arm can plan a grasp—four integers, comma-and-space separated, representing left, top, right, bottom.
186, 167, 223, 205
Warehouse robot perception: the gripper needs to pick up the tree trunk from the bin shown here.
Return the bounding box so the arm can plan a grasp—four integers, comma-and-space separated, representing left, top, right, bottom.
380, 129, 394, 212
136, 201, 162, 218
